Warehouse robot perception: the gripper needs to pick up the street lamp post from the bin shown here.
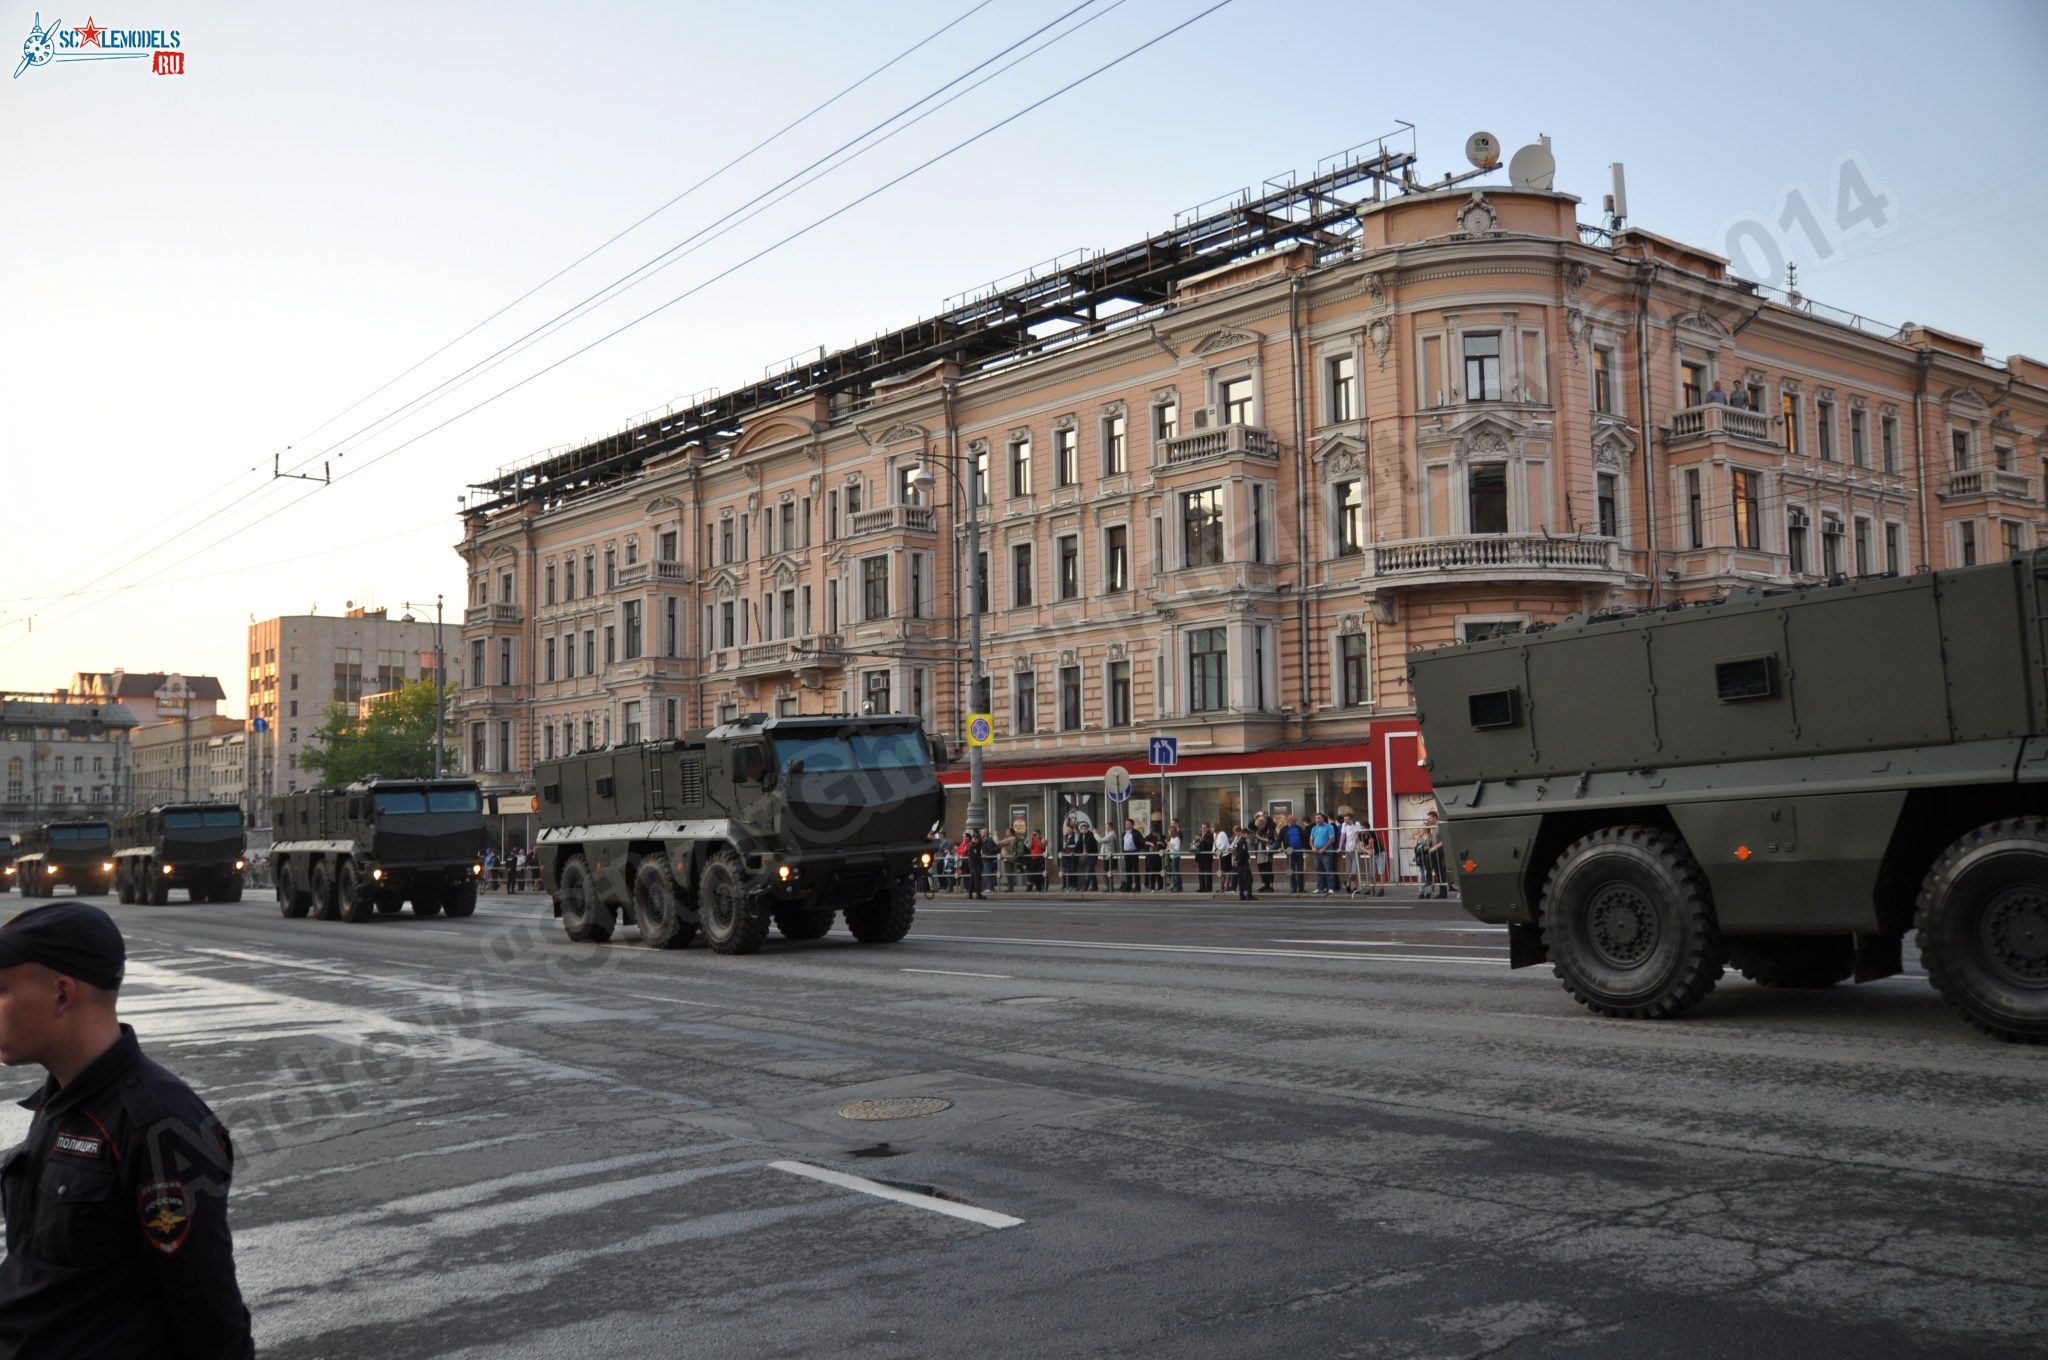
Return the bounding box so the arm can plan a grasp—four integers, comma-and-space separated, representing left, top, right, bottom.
403, 596, 447, 778
908, 439, 986, 838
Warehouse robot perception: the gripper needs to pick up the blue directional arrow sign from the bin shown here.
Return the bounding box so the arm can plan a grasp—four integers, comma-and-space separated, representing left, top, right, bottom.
1149, 736, 1179, 767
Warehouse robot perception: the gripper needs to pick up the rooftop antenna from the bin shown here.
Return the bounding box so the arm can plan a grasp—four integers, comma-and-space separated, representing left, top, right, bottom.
1508, 135, 1555, 190
1603, 163, 1628, 230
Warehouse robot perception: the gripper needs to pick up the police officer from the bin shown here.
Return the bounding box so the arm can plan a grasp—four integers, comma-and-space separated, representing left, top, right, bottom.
0, 903, 254, 1358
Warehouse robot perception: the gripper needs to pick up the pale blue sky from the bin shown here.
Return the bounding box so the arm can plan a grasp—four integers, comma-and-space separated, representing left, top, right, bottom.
3, 0, 2044, 701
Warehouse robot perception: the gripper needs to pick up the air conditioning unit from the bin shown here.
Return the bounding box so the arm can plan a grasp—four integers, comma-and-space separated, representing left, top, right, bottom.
1788, 509, 1811, 529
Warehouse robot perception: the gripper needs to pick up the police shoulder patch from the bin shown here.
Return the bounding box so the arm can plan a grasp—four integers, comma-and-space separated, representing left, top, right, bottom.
138, 1179, 194, 1255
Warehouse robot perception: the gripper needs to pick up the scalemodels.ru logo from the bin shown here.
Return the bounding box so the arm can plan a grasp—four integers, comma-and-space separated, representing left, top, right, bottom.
15, 12, 185, 78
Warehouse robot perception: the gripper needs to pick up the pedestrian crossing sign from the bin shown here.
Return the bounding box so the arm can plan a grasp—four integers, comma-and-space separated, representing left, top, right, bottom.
967, 714, 994, 747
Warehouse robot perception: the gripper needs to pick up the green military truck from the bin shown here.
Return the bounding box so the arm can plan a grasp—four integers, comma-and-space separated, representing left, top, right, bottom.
1410, 552, 2048, 1043
0, 837, 15, 894
270, 777, 487, 923
536, 713, 946, 954
13, 820, 116, 898
112, 803, 248, 905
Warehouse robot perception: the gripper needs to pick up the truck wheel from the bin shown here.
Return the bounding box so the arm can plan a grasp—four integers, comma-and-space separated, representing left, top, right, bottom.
772, 908, 834, 941
309, 861, 341, 921
1916, 817, 2048, 1044
374, 893, 405, 915
190, 881, 213, 905
559, 855, 613, 943
1539, 826, 1723, 1020
216, 879, 243, 904
116, 864, 136, 905
412, 892, 444, 918
632, 856, 695, 949
443, 880, 479, 919
845, 880, 917, 944
698, 850, 768, 954
276, 862, 309, 919
338, 861, 374, 923
145, 862, 169, 907
1727, 937, 1855, 988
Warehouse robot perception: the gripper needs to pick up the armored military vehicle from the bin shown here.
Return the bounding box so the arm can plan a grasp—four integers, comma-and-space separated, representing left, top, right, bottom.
270, 777, 486, 923
112, 803, 248, 905
0, 837, 15, 894
1410, 552, 2048, 1043
536, 713, 946, 954
13, 820, 115, 898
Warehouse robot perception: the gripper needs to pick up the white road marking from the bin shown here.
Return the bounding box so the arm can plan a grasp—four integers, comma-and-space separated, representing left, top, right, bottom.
901, 968, 1014, 980
769, 1160, 1023, 1229
916, 908, 991, 914
913, 934, 1511, 966
1270, 939, 1509, 950
616, 989, 716, 1008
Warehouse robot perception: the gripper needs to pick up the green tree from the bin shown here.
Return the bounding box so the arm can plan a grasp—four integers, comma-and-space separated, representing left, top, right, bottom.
300, 678, 454, 786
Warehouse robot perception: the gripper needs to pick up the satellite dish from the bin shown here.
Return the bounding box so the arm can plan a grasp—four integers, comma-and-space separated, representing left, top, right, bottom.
1509, 137, 1556, 190
1464, 131, 1501, 171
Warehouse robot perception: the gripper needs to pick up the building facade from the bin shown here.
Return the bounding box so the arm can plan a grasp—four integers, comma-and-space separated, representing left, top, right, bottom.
456, 160, 2048, 855
69, 670, 226, 728
0, 695, 139, 838
128, 714, 244, 811
244, 607, 456, 828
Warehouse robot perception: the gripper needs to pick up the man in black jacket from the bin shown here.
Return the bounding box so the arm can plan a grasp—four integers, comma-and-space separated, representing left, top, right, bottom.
0, 902, 254, 1359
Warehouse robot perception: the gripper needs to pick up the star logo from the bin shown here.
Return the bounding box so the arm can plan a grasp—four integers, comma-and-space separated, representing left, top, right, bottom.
74, 15, 101, 46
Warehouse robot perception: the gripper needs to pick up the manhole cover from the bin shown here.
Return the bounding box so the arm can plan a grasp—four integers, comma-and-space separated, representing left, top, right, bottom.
839, 1096, 955, 1121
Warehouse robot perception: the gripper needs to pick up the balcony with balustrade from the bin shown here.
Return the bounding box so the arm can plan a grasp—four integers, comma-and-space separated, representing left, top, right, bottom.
462, 601, 522, 627
718, 635, 845, 679
1362, 533, 1625, 589
1940, 466, 2038, 506
1160, 423, 1281, 471
1662, 404, 1780, 452
844, 504, 938, 540
612, 559, 692, 590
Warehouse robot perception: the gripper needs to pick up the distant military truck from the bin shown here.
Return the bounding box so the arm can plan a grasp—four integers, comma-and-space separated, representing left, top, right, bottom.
0, 837, 15, 894
536, 713, 947, 954
1410, 552, 2048, 1044
270, 778, 486, 923
13, 820, 115, 898
112, 803, 248, 905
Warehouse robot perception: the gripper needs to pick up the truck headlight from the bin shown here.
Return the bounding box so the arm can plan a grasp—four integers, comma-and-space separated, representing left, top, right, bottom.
471, 863, 483, 876
46, 865, 59, 875
919, 851, 934, 868
162, 864, 174, 876
235, 859, 247, 871
371, 867, 385, 881
776, 864, 794, 882
102, 862, 115, 873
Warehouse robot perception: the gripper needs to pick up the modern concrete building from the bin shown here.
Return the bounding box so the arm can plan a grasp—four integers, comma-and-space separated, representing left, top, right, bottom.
128, 714, 243, 811
0, 694, 139, 838
244, 607, 457, 829
455, 142, 2048, 858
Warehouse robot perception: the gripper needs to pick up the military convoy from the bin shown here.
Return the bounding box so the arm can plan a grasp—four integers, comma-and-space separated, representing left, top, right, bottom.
1411, 551, 2048, 1043
112, 803, 248, 905
11, 820, 116, 898
270, 777, 487, 922
536, 713, 946, 953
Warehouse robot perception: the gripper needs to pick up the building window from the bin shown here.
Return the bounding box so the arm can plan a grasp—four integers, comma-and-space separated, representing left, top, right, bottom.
1680, 359, 1706, 408
1596, 473, 1618, 538
1881, 415, 1900, 473
1335, 481, 1368, 557
1250, 483, 1270, 564
1885, 521, 1902, 573
1850, 409, 1869, 468
1188, 628, 1228, 713
1951, 429, 1973, 471
2003, 520, 2024, 557
1011, 543, 1034, 608
584, 555, 596, 596
1995, 443, 2016, 473
826, 491, 839, 540
1822, 515, 1844, 576
1009, 436, 1033, 497
1593, 347, 1615, 414
665, 597, 679, 657
1468, 464, 1508, 535
861, 556, 888, 621
1341, 633, 1370, 707
1058, 665, 1081, 731
470, 724, 487, 773
908, 555, 926, 619
1787, 510, 1809, 575
622, 701, 642, 744
470, 639, 485, 682
1182, 488, 1224, 566
1854, 517, 1873, 575
1057, 535, 1079, 600
625, 540, 638, 567
1463, 333, 1502, 402
659, 530, 678, 562
1103, 413, 1127, 476
1108, 661, 1132, 727
1959, 521, 1978, 566
1731, 469, 1761, 550
1154, 398, 1179, 442
603, 626, 616, 666
972, 445, 989, 505
623, 600, 642, 660
780, 589, 797, 639
973, 551, 989, 615
779, 500, 798, 547
1218, 375, 1254, 426
1053, 427, 1078, 488
544, 563, 556, 605
1327, 353, 1357, 423
544, 637, 556, 682
1013, 670, 1037, 734
719, 603, 734, 650
1105, 526, 1130, 593
1781, 393, 1802, 457
894, 465, 918, 510
1817, 399, 1836, 462
863, 670, 891, 715
543, 725, 555, 761
1685, 469, 1703, 549
562, 632, 575, 679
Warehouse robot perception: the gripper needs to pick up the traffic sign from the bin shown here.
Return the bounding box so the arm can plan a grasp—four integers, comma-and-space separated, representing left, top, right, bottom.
1104, 765, 1131, 802
1149, 736, 1179, 767
966, 713, 994, 747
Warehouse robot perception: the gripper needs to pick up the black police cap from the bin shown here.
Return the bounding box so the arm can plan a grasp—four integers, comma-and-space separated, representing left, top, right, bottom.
0, 903, 125, 990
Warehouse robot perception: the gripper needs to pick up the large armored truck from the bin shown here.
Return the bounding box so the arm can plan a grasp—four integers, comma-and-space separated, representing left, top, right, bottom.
13, 820, 115, 898
536, 713, 946, 954
1410, 552, 2048, 1043
270, 778, 486, 922
0, 837, 14, 894
112, 803, 248, 905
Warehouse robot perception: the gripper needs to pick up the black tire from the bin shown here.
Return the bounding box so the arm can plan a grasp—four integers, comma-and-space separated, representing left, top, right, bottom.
558, 855, 613, 943
1538, 826, 1723, 1020
844, 879, 917, 945
773, 908, 834, 941
698, 850, 769, 955
412, 893, 444, 918
276, 862, 309, 919
338, 861, 374, 923
1727, 936, 1856, 989
145, 862, 169, 907
116, 864, 136, 905
1916, 817, 2048, 1044
309, 860, 340, 921
374, 893, 406, 915
443, 880, 479, 919
190, 881, 213, 905
216, 879, 243, 904
632, 856, 695, 949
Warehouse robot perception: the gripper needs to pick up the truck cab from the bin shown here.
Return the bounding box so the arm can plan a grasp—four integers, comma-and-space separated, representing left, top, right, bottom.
114, 802, 248, 905
15, 820, 115, 898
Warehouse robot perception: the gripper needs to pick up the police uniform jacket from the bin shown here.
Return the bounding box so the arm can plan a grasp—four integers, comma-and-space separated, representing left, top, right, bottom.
0, 1025, 254, 1359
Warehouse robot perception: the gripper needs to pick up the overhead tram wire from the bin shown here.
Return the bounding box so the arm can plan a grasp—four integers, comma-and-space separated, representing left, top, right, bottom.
2, 0, 1007, 633
0, 0, 1238, 651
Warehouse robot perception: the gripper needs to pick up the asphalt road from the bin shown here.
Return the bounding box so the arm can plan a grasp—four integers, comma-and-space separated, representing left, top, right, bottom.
5, 885, 2043, 1358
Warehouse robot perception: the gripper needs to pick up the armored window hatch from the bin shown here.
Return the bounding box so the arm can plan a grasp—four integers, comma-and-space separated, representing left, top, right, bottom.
1468, 688, 1523, 730
1715, 656, 1779, 703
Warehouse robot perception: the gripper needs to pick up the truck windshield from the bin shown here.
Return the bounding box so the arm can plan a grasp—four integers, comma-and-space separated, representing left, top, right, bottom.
774, 729, 929, 774
163, 810, 244, 830
373, 788, 482, 815
50, 825, 109, 842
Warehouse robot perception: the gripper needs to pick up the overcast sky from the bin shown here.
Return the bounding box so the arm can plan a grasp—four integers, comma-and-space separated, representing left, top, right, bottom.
3, 0, 2044, 707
